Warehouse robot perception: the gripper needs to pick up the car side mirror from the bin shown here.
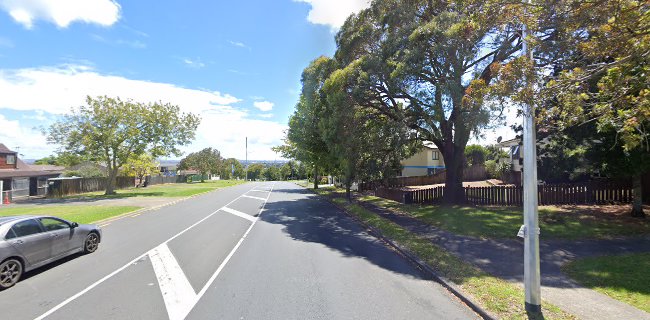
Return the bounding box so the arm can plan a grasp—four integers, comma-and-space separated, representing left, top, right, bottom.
71, 222, 79, 228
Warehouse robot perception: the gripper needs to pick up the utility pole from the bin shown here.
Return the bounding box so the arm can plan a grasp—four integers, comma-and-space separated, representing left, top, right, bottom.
245, 137, 248, 181
521, 11, 542, 313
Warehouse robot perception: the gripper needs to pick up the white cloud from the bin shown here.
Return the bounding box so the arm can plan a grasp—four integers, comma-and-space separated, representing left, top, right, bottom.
0, 114, 51, 158
258, 113, 273, 118
0, 0, 121, 29
228, 40, 251, 51
296, 0, 370, 30
0, 64, 287, 160
253, 101, 274, 112
182, 58, 205, 69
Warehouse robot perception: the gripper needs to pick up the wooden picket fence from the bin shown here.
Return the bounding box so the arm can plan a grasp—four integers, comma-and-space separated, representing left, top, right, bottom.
377, 181, 634, 206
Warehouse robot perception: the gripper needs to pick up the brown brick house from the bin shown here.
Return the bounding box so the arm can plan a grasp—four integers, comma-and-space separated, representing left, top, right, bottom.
0, 144, 63, 200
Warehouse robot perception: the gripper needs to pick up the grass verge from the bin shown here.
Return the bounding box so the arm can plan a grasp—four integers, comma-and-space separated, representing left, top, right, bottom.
563, 253, 650, 313
65, 180, 248, 199
0, 205, 141, 224
361, 196, 650, 239
313, 187, 574, 320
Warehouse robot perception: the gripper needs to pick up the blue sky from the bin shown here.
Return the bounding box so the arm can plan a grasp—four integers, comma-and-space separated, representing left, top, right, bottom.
0, 0, 371, 160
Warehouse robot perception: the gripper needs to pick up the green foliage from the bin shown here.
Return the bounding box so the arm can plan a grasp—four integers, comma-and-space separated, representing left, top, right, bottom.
246, 163, 265, 181
64, 164, 106, 178
47, 96, 200, 194
34, 152, 85, 167
220, 158, 244, 180
178, 148, 223, 182
464, 145, 488, 167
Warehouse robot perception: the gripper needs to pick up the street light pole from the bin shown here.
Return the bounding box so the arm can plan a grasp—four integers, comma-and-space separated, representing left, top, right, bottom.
521, 13, 542, 313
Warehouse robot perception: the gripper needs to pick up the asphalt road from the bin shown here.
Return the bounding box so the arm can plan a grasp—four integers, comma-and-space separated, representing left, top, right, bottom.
0, 181, 476, 320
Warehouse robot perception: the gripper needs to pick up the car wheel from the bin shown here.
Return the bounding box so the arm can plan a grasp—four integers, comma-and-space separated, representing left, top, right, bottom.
0, 258, 23, 289
83, 232, 100, 254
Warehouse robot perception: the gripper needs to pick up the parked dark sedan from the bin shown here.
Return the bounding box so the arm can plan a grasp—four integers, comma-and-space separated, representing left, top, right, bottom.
0, 215, 102, 289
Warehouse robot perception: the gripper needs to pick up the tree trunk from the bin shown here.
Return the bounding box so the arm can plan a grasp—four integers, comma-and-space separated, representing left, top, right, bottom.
442, 144, 466, 204
631, 174, 646, 218
313, 165, 319, 189
105, 168, 118, 195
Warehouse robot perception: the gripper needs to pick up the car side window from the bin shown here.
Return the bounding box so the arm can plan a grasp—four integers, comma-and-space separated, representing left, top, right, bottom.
10, 219, 44, 238
39, 218, 70, 231
4, 228, 17, 240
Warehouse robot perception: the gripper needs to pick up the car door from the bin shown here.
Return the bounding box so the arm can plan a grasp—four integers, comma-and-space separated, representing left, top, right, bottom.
39, 217, 76, 257
7, 219, 52, 267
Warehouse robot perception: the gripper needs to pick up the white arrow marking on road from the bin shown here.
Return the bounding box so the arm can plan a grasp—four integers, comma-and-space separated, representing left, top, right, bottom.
221, 207, 257, 222
150, 243, 197, 320
242, 194, 266, 201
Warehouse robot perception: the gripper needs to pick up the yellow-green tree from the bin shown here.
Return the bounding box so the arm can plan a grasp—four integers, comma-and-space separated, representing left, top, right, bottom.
124, 153, 159, 187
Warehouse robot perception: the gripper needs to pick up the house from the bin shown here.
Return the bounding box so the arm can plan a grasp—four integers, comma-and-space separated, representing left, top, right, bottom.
159, 160, 179, 176
0, 144, 63, 200
497, 137, 524, 172
400, 142, 446, 177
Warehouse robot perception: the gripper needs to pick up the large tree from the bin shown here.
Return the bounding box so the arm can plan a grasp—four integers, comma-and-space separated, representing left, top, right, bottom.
48, 96, 200, 194
178, 148, 223, 182
274, 57, 338, 189
332, 0, 527, 203
543, 0, 649, 217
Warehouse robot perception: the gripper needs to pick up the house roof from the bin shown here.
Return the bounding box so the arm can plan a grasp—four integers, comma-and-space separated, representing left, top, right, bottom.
422, 141, 440, 150
0, 158, 63, 179
0, 143, 16, 154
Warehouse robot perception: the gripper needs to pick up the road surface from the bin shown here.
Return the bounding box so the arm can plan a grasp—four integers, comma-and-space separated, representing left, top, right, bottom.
0, 182, 476, 319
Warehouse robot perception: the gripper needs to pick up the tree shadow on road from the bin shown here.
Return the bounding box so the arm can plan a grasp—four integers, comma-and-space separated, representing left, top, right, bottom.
260, 187, 427, 279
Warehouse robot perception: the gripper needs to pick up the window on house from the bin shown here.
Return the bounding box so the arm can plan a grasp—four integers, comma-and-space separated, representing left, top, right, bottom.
431, 151, 439, 160
6, 154, 15, 165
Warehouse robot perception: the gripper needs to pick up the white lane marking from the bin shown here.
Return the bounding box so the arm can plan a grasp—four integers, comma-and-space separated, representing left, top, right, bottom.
196, 182, 276, 300
221, 207, 257, 223
250, 189, 269, 193
242, 194, 266, 201
34, 183, 264, 320
149, 243, 197, 320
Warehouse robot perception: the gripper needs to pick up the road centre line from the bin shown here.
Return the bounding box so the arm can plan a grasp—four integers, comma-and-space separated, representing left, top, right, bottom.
241, 194, 266, 201
34, 183, 267, 320
149, 243, 197, 320
221, 207, 257, 223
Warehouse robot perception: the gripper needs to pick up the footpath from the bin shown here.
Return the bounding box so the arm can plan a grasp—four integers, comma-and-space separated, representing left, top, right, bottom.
357, 199, 650, 320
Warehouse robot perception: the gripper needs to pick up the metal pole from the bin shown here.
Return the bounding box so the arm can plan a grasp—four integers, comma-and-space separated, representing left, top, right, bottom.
522, 16, 542, 313
245, 137, 248, 181
0, 180, 3, 206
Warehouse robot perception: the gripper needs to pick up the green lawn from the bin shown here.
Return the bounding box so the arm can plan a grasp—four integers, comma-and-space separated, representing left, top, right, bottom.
360, 196, 650, 239
313, 187, 573, 320
66, 180, 248, 199
0, 206, 141, 224
563, 253, 650, 313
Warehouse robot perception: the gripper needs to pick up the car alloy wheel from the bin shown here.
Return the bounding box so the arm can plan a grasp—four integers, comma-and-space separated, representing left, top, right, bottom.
84, 232, 100, 253
0, 259, 23, 289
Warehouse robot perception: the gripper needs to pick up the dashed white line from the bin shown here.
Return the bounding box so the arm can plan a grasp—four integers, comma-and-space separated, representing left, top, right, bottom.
242, 194, 266, 201
221, 207, 257, 223
150, 243, 197, 320
196, 182, 276, 300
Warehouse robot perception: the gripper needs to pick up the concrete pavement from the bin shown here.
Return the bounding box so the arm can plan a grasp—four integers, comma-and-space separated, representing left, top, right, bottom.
0, 181, 475, 320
